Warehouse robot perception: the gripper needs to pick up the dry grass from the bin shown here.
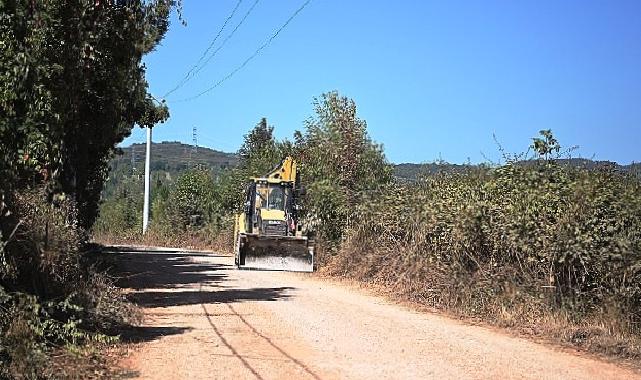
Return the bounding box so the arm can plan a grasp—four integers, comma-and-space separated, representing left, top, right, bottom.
45, 343, 135, 380
314, 162, 641, 364
321, 246, 641, 367
92, 227, 234, 254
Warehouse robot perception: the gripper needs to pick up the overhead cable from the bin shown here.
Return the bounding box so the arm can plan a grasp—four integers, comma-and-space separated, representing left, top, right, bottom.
162, 0, 245, 98
174, 0, 312, 103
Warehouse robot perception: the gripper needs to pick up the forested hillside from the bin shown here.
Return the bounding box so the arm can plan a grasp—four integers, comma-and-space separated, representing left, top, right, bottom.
104, 142, 237, 198
394, 159, 641, 181
105, 142, 639, 192
114, 141, 237, 174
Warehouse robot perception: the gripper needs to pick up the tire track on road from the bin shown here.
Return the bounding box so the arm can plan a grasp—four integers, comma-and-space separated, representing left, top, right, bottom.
225, 303, 322, 380
201, 302, 264, 380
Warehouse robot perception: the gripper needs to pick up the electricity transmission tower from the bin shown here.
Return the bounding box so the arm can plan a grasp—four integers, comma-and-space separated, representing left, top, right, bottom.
190, 125, 199, 167
193, 125, 198, 155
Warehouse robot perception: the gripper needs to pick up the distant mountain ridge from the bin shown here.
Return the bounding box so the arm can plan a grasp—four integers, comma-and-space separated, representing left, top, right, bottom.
394, 159, 641, 181
113, 141, 238, 173
103, 141, 238, 199
108, 141, 639, 185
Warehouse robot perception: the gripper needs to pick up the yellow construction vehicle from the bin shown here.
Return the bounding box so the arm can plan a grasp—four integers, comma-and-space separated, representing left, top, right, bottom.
234, 157, 314, 272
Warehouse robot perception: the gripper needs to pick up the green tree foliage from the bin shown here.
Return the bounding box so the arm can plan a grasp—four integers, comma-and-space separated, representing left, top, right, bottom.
165, 169, 216, 231
298, 92, 392, 195
238, 118, 277, 164
532, 129, 561, 159
293, 91, 392, 243
220, 118, 288, 213
1, 0, 177, 278
94, 168, 234, 242
208, 94, 392, 246
237, 117, 287, 176
0, 0, 172, 229
93, 176, 143, 236
0, 1, 179, 375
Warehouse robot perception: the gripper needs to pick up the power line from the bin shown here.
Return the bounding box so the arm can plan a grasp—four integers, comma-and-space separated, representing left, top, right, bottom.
189, 0, 244, 73
162, 0, 244, 99
149, 93, 164, 105
173, 0, 312, 103
186, 0, 261, 85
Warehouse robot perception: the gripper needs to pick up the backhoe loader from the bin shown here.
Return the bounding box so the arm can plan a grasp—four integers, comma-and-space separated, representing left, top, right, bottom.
234, 157, 314, 272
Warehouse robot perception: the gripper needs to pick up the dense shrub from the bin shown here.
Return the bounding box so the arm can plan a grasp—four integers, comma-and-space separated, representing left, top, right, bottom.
93, 190, 143, 238
0, 190, 132, 378
94, 167, 237, 255
164, 169, 216, 230
328, 154, 641, 344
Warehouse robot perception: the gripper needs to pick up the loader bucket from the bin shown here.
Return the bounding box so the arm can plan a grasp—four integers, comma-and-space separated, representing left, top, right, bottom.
238, 234, 314, 272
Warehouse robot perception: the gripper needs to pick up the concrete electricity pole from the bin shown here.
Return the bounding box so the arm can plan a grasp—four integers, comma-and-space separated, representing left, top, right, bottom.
142, 126, 152, 234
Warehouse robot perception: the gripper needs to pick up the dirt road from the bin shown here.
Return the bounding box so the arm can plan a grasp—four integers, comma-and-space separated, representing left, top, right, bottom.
109, 248, 639, 380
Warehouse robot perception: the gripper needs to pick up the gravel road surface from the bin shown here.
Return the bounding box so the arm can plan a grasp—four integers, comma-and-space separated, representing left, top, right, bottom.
108, 248, 639, 380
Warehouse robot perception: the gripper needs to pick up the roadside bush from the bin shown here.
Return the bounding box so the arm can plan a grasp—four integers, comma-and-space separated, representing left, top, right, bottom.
93, 195, 142, 239
1, 0, 178, 377
93, 167, 236, 255
164, 169, 216, 231
1, 189, 83, 300
1, 190, 131, 378
326, 134, 641, 358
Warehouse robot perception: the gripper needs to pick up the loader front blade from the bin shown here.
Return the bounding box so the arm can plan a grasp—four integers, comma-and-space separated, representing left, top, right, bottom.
238, 235, 314, 272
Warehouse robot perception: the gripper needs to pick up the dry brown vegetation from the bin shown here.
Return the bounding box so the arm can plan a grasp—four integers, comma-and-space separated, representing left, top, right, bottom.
322, 157, 641, 363
93, 227, 234, 255
1, 190, 140, 379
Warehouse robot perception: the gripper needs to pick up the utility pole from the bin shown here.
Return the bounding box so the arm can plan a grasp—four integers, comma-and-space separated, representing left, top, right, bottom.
142, 127, 152, 234
131, 144, 136, 173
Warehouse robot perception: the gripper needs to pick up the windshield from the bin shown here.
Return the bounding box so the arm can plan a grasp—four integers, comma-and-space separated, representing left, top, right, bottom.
255, 183, 290, 211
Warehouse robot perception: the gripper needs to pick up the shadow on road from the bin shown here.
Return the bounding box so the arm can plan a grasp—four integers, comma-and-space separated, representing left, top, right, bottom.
101, 247, 324, 380
101, 251, 229, 290
104, 246, 218, 254
104, 248, 295, 307
129, 287, 294, 308
118, 325, 192, 344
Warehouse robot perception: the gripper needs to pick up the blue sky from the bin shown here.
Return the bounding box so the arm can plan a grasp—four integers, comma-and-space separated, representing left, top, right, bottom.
123, 0, 641, 164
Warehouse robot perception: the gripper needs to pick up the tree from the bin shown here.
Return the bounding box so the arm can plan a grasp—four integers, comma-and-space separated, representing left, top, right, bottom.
532, 129, 561, 161
238, 118, 275, 161
0, 2, 181, 373
167, 169, 215, 231
237, 117, 284, 176
293, 91, 393, 243
220, 118, 289, 212
0, 0, 178, 348
0, 0, 174, 230
297, 92, 392, 197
